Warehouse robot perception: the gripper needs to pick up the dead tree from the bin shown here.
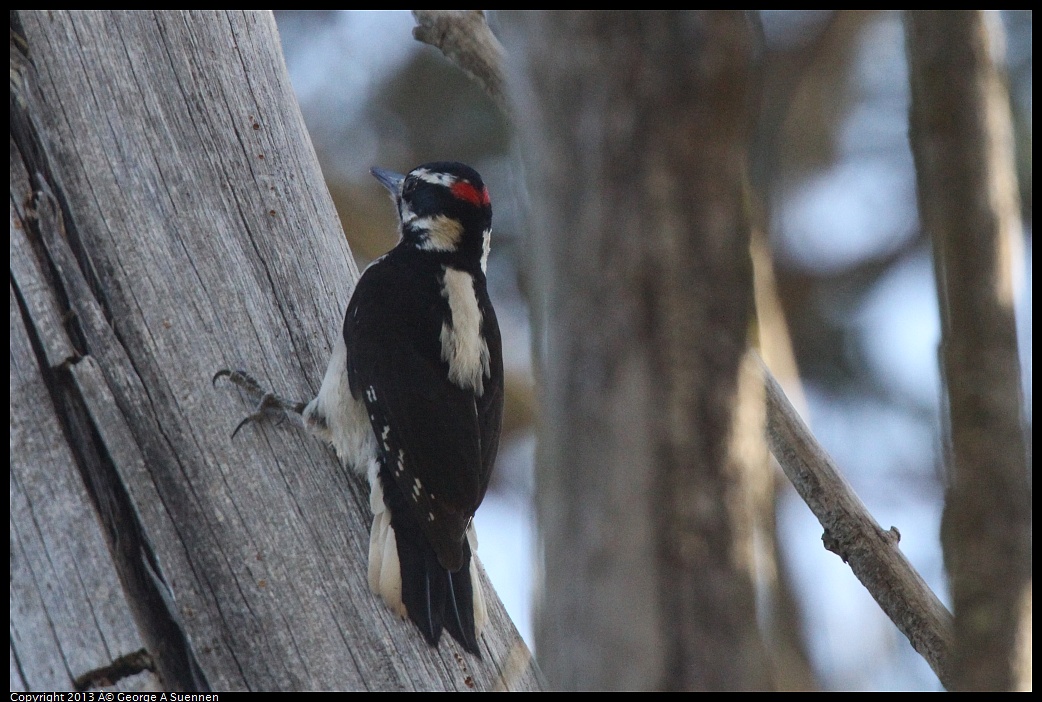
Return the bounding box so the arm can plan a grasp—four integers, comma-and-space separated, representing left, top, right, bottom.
10, 10, 539, 691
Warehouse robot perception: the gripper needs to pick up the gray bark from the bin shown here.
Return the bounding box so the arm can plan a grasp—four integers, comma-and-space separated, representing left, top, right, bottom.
503, 10, 769, 690
9, 10, 540, 692
905, 10, 1032, 691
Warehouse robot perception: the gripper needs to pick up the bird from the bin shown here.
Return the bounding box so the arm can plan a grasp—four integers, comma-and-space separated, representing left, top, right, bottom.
215, 162, 502, 656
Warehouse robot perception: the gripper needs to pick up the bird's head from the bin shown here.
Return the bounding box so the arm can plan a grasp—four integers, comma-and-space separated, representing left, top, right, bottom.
371, 161, 493, 271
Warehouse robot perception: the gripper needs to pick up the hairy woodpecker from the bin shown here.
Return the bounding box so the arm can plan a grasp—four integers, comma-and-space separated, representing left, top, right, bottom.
216, 162, 502, 656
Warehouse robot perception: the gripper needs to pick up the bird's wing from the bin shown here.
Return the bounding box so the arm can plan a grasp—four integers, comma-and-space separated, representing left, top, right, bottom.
345, 258, 499, 569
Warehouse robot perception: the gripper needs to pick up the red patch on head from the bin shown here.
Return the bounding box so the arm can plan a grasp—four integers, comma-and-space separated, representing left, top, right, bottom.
451, 181, 490, 207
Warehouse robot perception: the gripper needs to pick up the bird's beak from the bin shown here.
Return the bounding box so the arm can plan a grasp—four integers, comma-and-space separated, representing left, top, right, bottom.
370, 167, 404, 196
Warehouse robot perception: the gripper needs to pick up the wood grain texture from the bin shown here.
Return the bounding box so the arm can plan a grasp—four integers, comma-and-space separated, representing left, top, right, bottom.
10, 10, 540, 691
10, 285, 160, 692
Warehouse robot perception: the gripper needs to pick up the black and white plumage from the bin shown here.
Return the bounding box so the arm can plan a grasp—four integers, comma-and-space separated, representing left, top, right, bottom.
301, 162, 503, 655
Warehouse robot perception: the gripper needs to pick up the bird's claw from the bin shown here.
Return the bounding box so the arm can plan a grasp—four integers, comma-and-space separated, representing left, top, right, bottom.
213, 368, 265, 393
213, 368, 306, 439
230, 392, 281, 438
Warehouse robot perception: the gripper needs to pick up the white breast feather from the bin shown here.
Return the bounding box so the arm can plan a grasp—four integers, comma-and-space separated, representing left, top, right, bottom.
302, 334, 376, 476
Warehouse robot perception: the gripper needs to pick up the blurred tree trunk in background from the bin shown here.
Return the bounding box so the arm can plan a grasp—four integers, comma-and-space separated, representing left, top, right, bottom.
905, 10, 1032, 692
504, 11, 772, 690
10, 10, 539, 691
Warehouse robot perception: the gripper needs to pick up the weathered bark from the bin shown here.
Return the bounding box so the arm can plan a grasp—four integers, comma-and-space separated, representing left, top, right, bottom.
503, 11, 768, 690
905, 10, 1032, 691
9, 10, 540, 691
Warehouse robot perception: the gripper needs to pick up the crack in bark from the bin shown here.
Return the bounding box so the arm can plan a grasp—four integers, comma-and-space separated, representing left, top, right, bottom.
11, 72, 210, 693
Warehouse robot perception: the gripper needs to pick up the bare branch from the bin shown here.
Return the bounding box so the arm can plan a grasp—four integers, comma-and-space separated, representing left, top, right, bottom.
411, 10, 510, 116
761, 358, 955, 688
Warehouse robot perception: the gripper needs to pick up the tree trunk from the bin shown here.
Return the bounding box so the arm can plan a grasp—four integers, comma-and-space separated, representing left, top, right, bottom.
503, 10, 769, 690
10, 10, 539, 691
905, 10, 1032, 692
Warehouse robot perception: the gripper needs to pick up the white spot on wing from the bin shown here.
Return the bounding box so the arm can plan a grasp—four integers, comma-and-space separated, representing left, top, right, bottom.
440, 267, 491, 394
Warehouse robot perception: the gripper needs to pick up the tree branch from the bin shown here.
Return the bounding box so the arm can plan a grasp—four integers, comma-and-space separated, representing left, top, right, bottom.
411, 10, 510, 117
760, 359, 954, 688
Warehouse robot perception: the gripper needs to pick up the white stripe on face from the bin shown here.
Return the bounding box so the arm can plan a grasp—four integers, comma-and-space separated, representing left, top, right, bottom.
412, 168, 457, 187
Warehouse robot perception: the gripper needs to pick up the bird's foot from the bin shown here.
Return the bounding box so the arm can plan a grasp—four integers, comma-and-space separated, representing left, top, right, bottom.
213, 369, 307, 438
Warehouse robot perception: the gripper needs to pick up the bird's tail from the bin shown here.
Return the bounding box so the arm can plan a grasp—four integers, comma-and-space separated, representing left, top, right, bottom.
368, 474, 486, 655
